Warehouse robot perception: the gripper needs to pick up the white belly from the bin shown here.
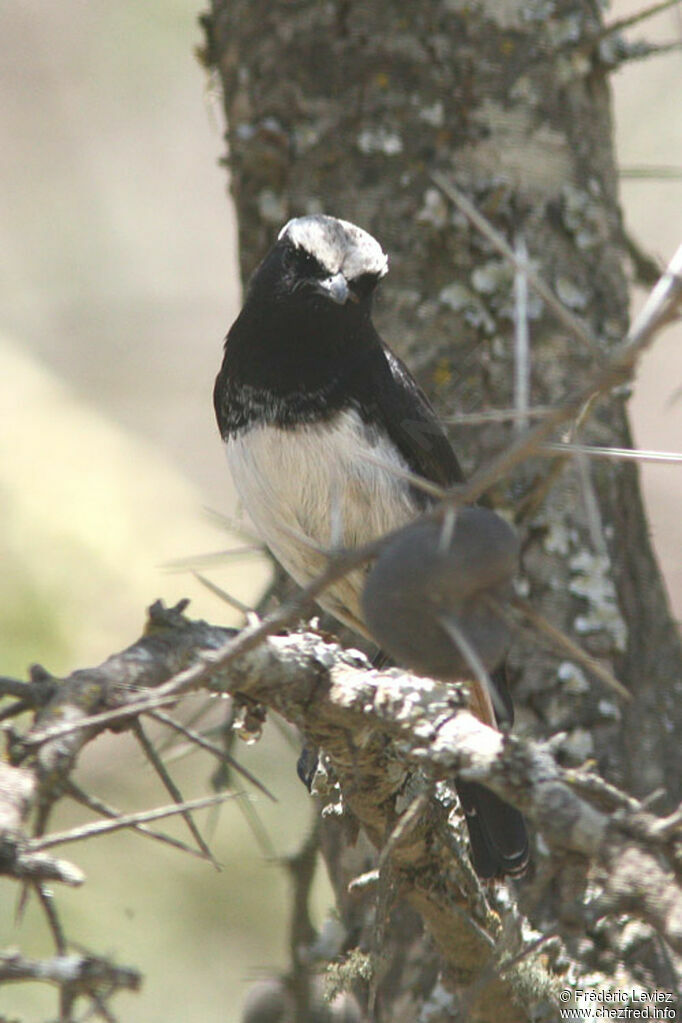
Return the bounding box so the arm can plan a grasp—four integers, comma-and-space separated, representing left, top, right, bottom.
225, 408, 418, 632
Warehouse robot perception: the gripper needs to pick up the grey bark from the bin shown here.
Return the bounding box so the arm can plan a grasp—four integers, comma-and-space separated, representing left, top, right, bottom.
204, 0, 682, 1018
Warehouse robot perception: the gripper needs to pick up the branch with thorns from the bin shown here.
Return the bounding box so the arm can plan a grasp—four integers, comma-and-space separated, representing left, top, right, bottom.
2, 602, 682, 1017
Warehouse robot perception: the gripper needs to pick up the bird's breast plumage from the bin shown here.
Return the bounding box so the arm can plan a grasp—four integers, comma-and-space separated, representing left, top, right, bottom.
225, 407, 420, 632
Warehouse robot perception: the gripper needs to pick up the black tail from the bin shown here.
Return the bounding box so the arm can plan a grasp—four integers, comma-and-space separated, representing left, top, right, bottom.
456, 778, 529, 879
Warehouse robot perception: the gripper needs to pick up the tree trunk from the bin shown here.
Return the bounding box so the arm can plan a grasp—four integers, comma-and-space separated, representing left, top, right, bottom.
205, 0, 682, 1017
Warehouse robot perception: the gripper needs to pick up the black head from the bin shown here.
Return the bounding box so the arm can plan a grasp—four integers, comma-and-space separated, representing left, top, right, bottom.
216, 216, 390, 423
249, 214, 388, 318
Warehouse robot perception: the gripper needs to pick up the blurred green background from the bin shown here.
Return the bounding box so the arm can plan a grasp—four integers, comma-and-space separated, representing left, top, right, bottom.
1, 2, 680, 1020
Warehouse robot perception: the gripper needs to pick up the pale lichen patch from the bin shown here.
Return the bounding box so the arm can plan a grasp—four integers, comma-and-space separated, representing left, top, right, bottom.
257, 188, 288, 225
558, 661, 590, 694
417, 188, 449, 229
456, 102, 570, 198
418, 979, 456, 1021
439, 282, 496, 333
356, 128, 403, 156
569, 550, 627, 652
555, 275, 589, 311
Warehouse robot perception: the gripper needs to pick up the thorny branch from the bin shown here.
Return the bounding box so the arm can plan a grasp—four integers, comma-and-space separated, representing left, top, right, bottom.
0, 950, 141, 995
2, 605, 682, 1015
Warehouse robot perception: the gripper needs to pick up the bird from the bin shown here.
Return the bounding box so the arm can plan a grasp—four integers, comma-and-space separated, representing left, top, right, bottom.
213, 213, 528, 879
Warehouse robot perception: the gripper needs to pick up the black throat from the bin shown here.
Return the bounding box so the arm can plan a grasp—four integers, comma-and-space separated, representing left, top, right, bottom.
214, 283, 379, 437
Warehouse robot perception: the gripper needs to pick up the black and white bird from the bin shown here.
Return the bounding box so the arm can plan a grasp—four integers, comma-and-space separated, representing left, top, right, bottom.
214, 214, 528, 878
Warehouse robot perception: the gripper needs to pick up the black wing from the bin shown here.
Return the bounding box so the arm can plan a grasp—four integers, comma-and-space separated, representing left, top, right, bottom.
356, 337, 464, 492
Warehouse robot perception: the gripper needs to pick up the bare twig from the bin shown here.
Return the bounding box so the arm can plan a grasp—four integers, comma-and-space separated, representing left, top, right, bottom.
628, 242, 682, 341
614, 39, 682, 64
0, 951, 140, 993
65, 780, 212, 861
650, 803, 682, 839
437, 615, 501, 721
147, 708, 276, 801
620, 165, 682, 180
514, 455, 570, 524
35, 881, 67, 953
510, 595, 630, 700
596, 0, 682, 42
499, 931, 559, 976
193, 571, 254, 615
20, 692, 186, 748
0, 676, 37, 700
285, 815, 321, 1017
542, 442, 682, 463
164, 544, 264, 573
358, 449, 448, 500
377, 792, 430, 869
202, 505, 263, 544
0, 698, 34, 722
131, 719, 217, 866
443, 406, 554, 425
28, 791, 238, 851
513, 232, 531, 433
564, 768, 642, 813
576, 452, 609, 557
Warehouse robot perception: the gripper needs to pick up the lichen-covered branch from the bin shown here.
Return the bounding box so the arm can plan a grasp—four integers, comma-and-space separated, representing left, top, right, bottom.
0, 950, 141, 998
209, 619, 682, 950
3, 601, 681, 1019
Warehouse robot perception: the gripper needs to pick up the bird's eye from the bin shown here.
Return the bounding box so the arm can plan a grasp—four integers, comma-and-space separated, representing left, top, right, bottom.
292, 247, 325, 277
348, 272, 380, 301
